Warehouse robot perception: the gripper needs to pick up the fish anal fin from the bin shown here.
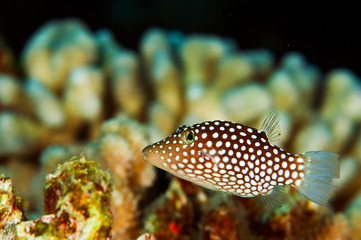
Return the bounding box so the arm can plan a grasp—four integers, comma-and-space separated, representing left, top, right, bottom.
259, 186, 288, 209
261, 111, 281, 143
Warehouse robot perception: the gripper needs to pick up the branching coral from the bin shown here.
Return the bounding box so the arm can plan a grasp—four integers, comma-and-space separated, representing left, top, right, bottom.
22, 20, 97, 93
95, 114, 156, 239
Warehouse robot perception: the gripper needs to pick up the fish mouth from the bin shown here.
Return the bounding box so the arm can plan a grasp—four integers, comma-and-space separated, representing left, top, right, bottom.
141, 145, 162, 168
142, 146, 149, 161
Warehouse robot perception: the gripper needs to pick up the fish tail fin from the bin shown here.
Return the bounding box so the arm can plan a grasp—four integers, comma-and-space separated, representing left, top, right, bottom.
297, 151, 340, 206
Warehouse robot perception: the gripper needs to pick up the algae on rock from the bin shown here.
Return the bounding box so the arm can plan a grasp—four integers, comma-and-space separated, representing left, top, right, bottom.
0, 157, 113, 239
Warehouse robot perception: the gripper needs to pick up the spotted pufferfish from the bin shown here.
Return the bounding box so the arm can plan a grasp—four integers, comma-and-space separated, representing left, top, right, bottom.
142, 112, 340, 208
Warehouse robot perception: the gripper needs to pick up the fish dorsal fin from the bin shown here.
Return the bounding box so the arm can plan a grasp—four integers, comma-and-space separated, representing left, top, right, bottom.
259, 186, 288, 209
261, 111, 281, 143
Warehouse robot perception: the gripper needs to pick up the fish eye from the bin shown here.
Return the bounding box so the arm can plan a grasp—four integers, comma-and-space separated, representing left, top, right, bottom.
185, 130, 195, 143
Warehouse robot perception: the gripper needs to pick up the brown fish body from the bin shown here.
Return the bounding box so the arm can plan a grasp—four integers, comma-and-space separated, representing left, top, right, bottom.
143, 113, 339, 207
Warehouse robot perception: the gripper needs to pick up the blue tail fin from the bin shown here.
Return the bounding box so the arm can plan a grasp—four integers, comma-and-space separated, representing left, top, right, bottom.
297, 151, 339, 206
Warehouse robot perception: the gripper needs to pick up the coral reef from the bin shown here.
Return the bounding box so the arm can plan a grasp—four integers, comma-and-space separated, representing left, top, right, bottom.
144, 179, 195, 239
1, 19, 361, 239
0, 176, 25, 239
1, 157, 113, 239
199, 196, 251, 240
95, 114, 156, 239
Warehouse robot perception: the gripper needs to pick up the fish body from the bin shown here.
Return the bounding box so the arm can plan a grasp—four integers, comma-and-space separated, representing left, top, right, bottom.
143, 112, 339, 207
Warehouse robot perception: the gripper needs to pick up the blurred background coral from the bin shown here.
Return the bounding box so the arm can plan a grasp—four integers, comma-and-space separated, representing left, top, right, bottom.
0, 1, 360, 239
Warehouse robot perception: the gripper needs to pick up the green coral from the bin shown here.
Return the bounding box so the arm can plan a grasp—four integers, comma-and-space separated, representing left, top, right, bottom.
0, 176, 25, 239
0, 157, 113, 239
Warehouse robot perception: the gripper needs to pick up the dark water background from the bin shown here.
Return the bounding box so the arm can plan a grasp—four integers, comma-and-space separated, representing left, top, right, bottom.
0, 0, 359, 77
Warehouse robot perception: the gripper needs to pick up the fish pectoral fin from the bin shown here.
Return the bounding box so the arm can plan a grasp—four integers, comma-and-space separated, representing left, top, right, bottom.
261, 111, 281, 143
258, 185, 288, 209
199, 149, 225, 169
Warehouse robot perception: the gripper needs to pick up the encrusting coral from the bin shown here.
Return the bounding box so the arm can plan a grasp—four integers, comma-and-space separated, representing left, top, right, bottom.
1, 19, 361, 239
0, 176, 25, 239
144, 179, 194, 239
0, 156, 113, 239
199, 196, 252, 240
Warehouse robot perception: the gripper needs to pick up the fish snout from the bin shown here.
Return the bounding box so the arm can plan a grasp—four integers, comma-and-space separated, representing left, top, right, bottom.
142, 146, 149, 161
141, 144, 164, 168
